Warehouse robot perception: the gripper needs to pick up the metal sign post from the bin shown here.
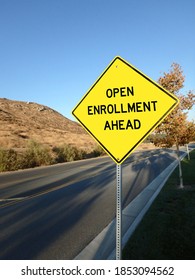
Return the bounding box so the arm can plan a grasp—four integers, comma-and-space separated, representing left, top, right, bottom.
116, 164, 122, 260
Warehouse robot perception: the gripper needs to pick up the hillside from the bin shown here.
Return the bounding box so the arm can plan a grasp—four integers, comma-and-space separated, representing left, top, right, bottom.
0, 98, 96, 151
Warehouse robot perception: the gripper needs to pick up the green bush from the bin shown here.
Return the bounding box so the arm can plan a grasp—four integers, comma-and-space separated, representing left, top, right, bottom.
19, 140, 53, 169
0, 141, 53, 172
0, 148, 19, 172
53, 144, 86, 163
0, 141, 106, 173
90, 145, 106, 157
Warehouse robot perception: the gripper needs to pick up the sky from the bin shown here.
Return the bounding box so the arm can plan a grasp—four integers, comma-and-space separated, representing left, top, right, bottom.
0, 0, 195, 121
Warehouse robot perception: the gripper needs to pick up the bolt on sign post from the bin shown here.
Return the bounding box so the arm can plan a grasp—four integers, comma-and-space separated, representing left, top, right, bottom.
72, 56, 179, 259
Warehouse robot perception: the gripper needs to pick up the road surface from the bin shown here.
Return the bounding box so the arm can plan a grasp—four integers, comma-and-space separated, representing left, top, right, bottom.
0, 148, 186, 259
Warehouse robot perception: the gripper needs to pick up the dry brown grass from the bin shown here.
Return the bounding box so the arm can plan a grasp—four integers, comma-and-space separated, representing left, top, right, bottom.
0, 98, 96, 152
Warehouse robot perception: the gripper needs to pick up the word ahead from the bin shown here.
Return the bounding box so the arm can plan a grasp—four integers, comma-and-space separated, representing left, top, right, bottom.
72, 56, 179, 164
104, 119, 141, 130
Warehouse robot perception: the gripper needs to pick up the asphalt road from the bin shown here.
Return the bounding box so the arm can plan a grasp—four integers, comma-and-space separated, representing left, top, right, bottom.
0, 148, 185, 259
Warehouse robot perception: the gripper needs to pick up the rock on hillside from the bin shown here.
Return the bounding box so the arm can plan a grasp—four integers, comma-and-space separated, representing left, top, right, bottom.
0, 98, 96, 151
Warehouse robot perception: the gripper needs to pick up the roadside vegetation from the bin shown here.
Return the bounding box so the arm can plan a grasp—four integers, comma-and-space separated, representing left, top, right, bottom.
0, 140, 105, 172
151, 63, 195, 189
123, 150, 195, 260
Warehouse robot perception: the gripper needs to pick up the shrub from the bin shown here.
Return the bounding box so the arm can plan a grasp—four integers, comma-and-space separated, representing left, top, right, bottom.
0, 141, 106, 173
19, 140, 53, 168
53, 144, 86, 163
0, 148, 19, 171
90, 145, 106, 157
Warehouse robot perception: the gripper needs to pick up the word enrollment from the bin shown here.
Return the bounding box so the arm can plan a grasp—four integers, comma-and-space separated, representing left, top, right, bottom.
87, 86, 158, 130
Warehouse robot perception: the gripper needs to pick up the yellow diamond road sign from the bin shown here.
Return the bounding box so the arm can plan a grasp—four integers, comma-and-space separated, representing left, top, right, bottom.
72, 56, 179, 164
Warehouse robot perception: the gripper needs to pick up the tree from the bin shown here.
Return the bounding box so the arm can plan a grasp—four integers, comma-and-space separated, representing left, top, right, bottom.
153, 63, 195, 188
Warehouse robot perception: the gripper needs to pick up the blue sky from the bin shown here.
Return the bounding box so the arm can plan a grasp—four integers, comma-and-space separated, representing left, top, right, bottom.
0, 0, 195, 121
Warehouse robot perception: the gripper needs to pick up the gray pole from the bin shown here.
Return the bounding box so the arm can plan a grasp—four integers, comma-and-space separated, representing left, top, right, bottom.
116, 164, 122, 260
186, 144, 190, 160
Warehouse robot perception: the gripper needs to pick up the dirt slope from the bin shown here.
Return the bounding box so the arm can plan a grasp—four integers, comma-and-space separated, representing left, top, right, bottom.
0, 98, 96, 151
